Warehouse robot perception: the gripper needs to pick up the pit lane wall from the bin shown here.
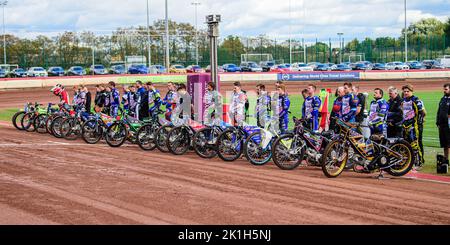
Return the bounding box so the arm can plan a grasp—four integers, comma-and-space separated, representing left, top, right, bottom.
1, 70, 450, 89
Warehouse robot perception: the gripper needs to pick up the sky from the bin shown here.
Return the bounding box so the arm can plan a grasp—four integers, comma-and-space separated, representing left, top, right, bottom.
4, 0, 450, 42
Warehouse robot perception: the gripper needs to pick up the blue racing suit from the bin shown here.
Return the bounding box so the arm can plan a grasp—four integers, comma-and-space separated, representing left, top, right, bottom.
255, 91, 271, 128
302, 95, 322, 131
340, 93, 358, 122
110, 88, 120, 117
368, 98, 389, 136
277, 94, 290, 134
162, 90, 176, 121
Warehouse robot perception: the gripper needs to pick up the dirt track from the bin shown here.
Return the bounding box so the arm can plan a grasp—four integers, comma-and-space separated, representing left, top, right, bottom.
0, 121, 450, 225
1, 80, 450, 224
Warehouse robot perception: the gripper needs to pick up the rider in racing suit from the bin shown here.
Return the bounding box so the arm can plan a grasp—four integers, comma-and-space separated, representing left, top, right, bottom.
255, 84, 271, 128
401, 84, 426, 167
368, 88, 389, 136
147, 82, 162, 119
341, 83, 358, 123
273, 84, 290, 134
108, 82, 120, 117
302, 84, 321, 132
229, 82, 247, 127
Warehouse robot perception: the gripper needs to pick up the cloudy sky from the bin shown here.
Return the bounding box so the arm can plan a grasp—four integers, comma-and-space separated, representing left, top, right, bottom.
4, 0, 450, 41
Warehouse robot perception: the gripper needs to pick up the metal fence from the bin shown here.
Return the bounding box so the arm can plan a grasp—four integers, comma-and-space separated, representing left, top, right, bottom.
3, 33, 450, 69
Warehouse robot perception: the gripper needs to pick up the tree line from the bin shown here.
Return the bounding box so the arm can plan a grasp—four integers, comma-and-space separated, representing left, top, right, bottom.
2, 17, 450, 69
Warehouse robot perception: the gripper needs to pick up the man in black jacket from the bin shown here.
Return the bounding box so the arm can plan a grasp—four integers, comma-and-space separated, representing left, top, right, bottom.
94, 84, 106, 112
387, 86, 403, 138
437, 83, 450, 161
353, 85, 366, 123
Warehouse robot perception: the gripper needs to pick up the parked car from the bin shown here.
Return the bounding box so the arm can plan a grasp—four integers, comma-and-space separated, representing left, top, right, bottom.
307, 62, 321, 70
47, 67, 65, 76
186, 65, 205, 73
291, 63, 314, 72
27, 67, 48, 77
222, 64, 241, 72
128, 64, 149, 74
205, 65, 225, 73
240, 62, 263, 72
372, 63, 386, 70
352, 63, 370, 71
149, 65, 167, 74
0, 69, 6, 78
169, 64, 186, 74
331, 64, 352, 71
67, 66, 86, 76
260, 61, 276, 72
422, 60, 436, 69
8, 68, 27, 78
89, 65, 108, 75
270, 64, 291, 73
359, 61, 373, 70
406, 61, 424, 70
431, 61, 445, 69
109, 65, 126, 74
386, 62, 410, 70
314, 64, 332, 71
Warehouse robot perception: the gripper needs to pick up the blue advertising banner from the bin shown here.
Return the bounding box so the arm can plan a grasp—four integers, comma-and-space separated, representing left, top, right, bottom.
278, 72, 360, 81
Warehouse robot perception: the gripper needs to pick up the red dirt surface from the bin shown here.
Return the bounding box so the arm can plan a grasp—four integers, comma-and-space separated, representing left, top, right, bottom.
0, 79, 448, 110
0, 121, 450, 225
1, 80, 450, 224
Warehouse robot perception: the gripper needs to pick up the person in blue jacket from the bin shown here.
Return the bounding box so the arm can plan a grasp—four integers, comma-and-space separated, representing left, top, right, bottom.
341, 82, 359, 123
108, 81, 120, 117
302, 84, 322, 132
368, 88, 389, 136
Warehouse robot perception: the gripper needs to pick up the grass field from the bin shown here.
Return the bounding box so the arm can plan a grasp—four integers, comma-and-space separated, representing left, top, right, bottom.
1, 90, 447, 176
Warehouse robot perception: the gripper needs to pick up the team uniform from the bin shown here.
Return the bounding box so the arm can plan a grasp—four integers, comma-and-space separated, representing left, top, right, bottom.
148, 88, 162, 118
110, 88, 120, 117
340, 93, 358, 122
302, 95, 322, 131
162, 90, 176, 121
204, 90, 222, 126
329, 97, 343, 131
255, 91, 271, 128
368, 98, 389, 136
402, 96, 425, 165
229, 91, 247, 127
274, 93, 290, 134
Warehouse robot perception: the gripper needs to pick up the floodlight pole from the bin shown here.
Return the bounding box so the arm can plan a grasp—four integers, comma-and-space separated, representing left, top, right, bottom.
404, 0, 408, 62
1, 1, 7, 65
191, 2, 201, 66
165, 0, 170, 70
206, 14, 221, 89
337, 33, 343, 63
146, 0, 152, 67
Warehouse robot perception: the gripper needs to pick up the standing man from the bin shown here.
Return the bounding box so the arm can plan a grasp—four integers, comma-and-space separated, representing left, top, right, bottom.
437, 84, 450, 162
387, 86, 403, 138
229, 82, 247, 127
353, 85, 366, 124
302, 84, 322, 132
255, 84, 271, 128
368, 88, 389, 136
329, 87, 345, 131
162, 82, 177, 121
147, 82, 162, 119
135, 81, 147, 120
401, 84, 427, 168
275, 84, 290, 134
204, 82, 222, 126
108, 82, 120, 117
341, 82, 358, 123
82, 85, 92, 113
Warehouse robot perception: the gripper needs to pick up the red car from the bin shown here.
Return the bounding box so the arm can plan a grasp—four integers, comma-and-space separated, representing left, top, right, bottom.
270, 64, 291, 73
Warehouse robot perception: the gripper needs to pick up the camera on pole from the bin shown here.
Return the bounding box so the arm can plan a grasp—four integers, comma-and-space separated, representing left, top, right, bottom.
206, 14, 221, 90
